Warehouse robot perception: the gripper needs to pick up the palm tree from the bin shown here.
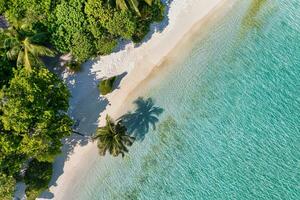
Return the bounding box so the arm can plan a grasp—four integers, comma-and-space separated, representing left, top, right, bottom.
113, 0, 154, 16
93, 115, 135, 157
0, 23, 54, 70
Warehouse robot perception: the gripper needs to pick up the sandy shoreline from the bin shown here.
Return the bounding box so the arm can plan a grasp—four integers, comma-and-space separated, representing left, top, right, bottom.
40, 0, 235, 199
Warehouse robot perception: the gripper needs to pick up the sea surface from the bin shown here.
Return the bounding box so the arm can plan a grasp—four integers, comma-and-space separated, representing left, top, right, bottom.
70, 0, 300, 199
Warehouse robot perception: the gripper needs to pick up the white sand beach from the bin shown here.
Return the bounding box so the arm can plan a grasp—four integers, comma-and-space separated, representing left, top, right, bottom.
38, 0, 236, 199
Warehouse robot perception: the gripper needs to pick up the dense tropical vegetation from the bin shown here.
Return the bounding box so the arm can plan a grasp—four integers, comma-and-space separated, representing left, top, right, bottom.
1, 0, 165, 62
0, 67, 73, 199
0, 0, 164, 199
0, 173, 16, 200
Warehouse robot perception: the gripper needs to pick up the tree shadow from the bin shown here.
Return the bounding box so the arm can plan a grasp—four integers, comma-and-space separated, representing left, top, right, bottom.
0, 15, 9, 29
38, 191, 54, 199
112, 71, 128, 90
119, 97, 164, 141
43, 59, 109, 198
113, 39, 132, 53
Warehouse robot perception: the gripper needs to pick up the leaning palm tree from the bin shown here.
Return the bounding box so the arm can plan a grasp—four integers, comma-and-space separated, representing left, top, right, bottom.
0, 23, 54, 70
114, 0, 154, 16
93, 115, 135, 157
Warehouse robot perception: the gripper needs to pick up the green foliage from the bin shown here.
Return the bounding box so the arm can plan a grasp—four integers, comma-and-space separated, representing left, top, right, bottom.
0, 25, 55, 71
24, 159, 52, 200
88, 6, 136, 40
0, 173, 16, 200
50, 0, 94, 62
2, 0, 165, 61
0, 67, 73, 162
0, 0, 7, 14
65, 60, 82, 72
132, 0, 165, 42
86, 18, 118, 55
4, 0, 51, 27
93, 33, 118, 55
115, 0, 155, 15
93, 115, 135, 157
98, 76, 117, 95
71, 31, 95, 62
0, 125, 25, 176
0, 55, 14, 87
0, 66, 73, 198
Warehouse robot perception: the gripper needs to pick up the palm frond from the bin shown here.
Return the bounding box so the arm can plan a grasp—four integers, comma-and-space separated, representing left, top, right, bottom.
143, 0, 153, 6
116, 0, 129, 10
23, 48, 32, 71
6, 45, 20, 60
29, 32, 49, 44
128, 0, 141, 16
28, 44, 55, 57
17, 51, 24, 67
94, 115, 135, 157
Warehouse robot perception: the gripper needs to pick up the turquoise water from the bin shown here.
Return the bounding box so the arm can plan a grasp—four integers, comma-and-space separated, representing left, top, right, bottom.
70, 0, 300, 199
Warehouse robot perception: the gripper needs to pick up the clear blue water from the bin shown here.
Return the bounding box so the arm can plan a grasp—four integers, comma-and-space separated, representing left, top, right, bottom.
69, 0, 300, 199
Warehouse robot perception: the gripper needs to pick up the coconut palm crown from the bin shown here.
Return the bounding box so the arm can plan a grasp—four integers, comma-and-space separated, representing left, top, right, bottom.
112, 0, 154, 16
0, 22, 54, 70
93, 115, 135, 157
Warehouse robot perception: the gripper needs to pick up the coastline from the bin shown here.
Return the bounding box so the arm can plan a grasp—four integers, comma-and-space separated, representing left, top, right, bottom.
46, 0, 236, 199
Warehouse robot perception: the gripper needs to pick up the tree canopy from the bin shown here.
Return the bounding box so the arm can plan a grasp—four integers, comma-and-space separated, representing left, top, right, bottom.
0, 67, 73, 199
0, 173, 16, 200
0, 67, 72, 162
2, 0, 165, 62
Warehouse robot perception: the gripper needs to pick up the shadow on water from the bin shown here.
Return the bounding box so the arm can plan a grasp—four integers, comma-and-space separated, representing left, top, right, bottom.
119, 97, 164, 141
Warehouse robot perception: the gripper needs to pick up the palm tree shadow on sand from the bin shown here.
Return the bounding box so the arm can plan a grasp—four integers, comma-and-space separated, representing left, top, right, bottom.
119, 97, 164, 141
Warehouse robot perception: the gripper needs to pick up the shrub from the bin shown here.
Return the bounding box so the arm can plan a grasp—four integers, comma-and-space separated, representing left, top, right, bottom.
24, 159, 53, 200
0, 173, 16, 200
0, 0, 7, 14
1, 67, 73, 162
132, 0, 165, 42
98, 76, 117, 95
65, 60, 82, 72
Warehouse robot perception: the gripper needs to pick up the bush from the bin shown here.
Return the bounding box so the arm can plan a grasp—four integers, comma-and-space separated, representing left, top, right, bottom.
132, 0, 165, 42
65, 60, 82, 72
24, 159, 53, 200
0, 173, 16, 200
0, 0, 7, 14
98, 76, 117, 95
1, 67, 73, 162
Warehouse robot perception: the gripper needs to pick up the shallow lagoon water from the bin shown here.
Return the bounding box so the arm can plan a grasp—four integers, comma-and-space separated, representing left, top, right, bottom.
70, 0, 300, 199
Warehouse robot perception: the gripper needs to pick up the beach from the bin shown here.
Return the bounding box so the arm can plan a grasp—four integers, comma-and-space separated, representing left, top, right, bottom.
44, 0, 235, 199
